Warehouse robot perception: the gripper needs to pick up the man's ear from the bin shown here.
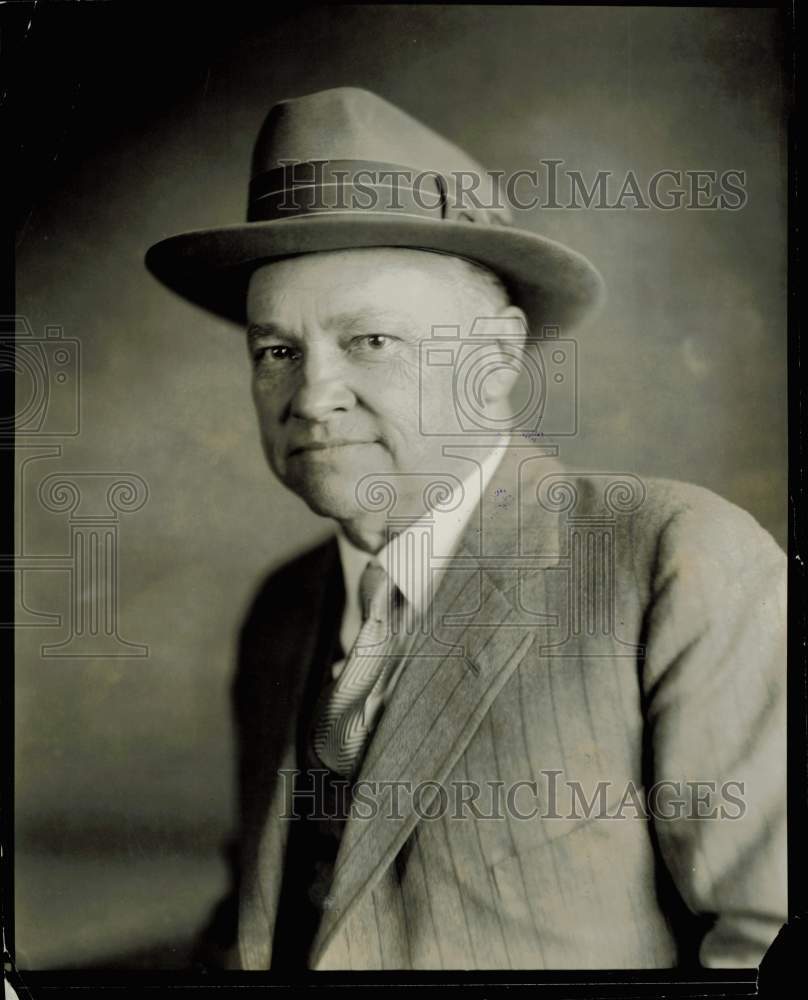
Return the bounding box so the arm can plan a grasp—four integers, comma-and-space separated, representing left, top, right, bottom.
474, 305, 530, 403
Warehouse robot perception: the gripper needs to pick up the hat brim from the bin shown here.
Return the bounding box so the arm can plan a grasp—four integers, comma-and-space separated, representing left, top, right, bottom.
144, 214, 605, 333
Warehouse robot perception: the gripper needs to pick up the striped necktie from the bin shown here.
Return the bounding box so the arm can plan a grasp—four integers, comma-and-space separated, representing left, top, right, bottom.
313, 560, 398, 777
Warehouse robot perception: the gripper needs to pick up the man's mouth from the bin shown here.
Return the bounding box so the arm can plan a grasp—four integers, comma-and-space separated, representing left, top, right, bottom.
288, 440, 377, 457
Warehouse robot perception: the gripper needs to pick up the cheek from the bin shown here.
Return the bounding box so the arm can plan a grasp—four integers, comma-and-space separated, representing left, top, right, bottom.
359, 363, 419, 423
252, 379, 283, 425
251, 385, 287, 460
419, 366, 458, 427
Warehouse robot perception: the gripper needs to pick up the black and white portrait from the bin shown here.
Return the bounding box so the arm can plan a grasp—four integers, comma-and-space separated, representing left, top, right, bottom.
7, 3, 792, 990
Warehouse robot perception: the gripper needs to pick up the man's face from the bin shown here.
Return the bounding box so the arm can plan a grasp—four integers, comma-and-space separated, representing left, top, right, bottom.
247, 248, 505, 522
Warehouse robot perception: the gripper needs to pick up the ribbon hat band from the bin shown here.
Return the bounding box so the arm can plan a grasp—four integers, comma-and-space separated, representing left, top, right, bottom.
247, 159, 505, 225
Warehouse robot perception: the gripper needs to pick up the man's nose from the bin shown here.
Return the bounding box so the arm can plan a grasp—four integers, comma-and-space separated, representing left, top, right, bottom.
289, 354, 355, 421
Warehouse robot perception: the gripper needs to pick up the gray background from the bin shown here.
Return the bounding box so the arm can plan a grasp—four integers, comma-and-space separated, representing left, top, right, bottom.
14, 4, 786, 969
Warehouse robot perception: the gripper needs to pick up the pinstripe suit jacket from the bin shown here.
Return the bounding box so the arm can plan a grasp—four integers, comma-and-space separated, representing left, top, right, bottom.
227, 450, 786, 971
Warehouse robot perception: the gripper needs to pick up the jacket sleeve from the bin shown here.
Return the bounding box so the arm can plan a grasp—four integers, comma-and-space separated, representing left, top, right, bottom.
639, 486, 787, 968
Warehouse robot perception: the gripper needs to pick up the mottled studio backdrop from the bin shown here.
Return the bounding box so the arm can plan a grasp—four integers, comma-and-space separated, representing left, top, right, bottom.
13, 4, 786, 969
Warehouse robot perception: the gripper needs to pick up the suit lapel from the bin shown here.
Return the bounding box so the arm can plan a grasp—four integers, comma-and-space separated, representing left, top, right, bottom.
309, 447, 563, 968
242, 539, 344, 968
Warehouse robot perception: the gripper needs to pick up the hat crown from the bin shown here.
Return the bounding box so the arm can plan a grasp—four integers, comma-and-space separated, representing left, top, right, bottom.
250, 87, 511, 224
144, 87, 604, 334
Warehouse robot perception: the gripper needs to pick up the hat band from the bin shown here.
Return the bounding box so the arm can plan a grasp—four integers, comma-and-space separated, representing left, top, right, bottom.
247, 158, 457, 223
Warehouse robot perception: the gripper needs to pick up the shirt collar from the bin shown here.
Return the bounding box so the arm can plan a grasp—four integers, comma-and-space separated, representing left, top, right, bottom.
336, 443, 507, 615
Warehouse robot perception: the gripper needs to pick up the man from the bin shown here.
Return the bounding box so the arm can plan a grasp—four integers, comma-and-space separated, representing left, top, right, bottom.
146, 88, 786, 970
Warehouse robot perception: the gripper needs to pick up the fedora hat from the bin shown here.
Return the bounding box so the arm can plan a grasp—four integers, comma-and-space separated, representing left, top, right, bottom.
145, 87, 604, 332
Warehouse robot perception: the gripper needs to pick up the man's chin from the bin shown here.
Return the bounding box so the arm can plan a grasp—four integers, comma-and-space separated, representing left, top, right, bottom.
281, 452, 389, 521
296, 488, 365, 521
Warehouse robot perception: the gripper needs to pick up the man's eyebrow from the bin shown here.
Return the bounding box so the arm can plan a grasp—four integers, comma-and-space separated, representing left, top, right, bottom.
247, 322, 290, 345
326, 308, 414, 333
246, 309, 414, 346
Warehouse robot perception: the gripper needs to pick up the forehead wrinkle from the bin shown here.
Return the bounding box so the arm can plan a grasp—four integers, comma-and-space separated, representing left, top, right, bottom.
326, 306, 418, 335
247, 253, 469, 340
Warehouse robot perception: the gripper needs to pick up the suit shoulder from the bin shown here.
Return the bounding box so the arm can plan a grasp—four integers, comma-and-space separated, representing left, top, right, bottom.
553, 470, 784, 590
640, 476, 782, 548
260, 534, 337, 586
564, 471, 779, 545
233, 535, 340, 706
562, 470, 764, 527
239, 534, 338, 630
631, 477, 785, 592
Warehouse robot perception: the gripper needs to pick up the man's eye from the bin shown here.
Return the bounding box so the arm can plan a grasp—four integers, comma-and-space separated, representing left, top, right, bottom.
254, 345, 299, 363
357, 334, 391, 350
